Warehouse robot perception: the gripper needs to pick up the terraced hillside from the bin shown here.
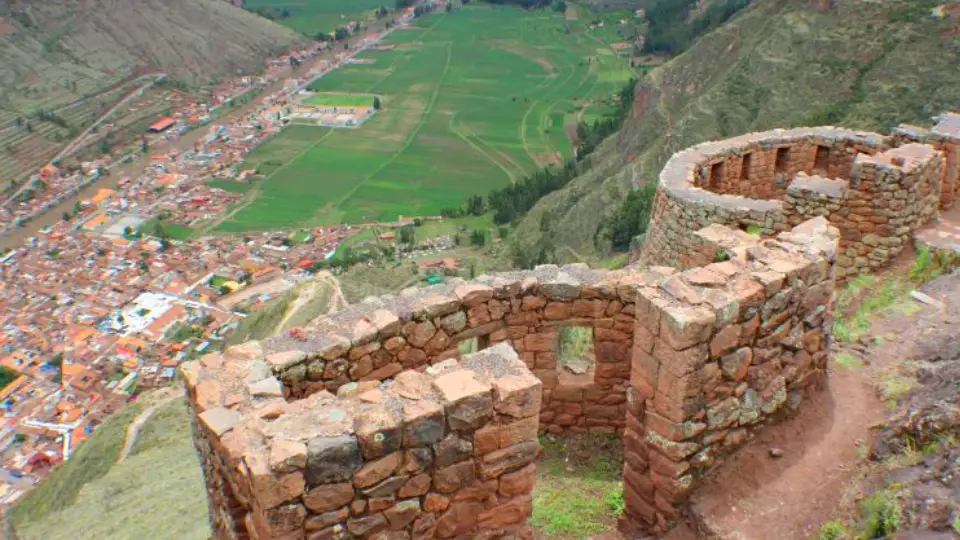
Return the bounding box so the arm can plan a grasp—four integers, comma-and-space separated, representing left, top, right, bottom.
0, 0, 305, 185
511, 0, 960, 260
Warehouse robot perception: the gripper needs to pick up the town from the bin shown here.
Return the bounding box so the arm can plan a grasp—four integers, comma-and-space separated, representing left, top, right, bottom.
0, 4, 445, 504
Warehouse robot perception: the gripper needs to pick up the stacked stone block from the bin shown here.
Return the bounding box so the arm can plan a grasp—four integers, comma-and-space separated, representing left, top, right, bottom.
621, 217, 839, 535
895, 113, 960, 208
258, 265, 645, 435
639, 127, 884, 270
183, 342, 542, 540
639, 122, 952, 280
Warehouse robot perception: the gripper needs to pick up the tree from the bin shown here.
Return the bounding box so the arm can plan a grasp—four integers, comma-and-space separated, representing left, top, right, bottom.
139, 260, 149, 273
600, 184, 656, 251
153, 222, 168, 240
123, 225, 133, 237
399, 225, 416, 245
73, 201, 81, 214
446, 3, 453, 11
469, 229, 486, 247
141, 138, 148, 153
61, 211, 70, 221
553, 0, 566, 12
373, 96, 382, 110
48, 353, 63, 367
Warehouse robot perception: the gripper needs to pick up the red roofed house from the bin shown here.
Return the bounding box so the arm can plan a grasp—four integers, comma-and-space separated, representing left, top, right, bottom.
148, 116, 176, 133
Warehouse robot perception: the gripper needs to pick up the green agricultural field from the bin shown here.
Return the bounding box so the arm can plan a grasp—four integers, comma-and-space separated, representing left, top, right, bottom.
216, 5, 637, 232
304, 92, 376, 108
244, 0, 385, 36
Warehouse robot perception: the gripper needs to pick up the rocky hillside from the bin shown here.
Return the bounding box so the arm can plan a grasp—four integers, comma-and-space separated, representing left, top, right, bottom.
513, 0, 960, 261
0, 0, 305, 114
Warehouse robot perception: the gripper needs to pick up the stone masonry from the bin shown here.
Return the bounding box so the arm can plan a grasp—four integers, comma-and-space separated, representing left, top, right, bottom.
638, 113, 960, 280
184, 343, 542, 540
184, 214, 841, 538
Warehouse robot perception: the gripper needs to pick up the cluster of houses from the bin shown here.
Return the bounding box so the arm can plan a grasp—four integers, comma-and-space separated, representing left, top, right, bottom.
0, 9, 449, 505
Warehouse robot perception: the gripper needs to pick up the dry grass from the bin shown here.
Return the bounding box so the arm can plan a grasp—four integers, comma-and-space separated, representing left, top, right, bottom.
11, 397, 209, 540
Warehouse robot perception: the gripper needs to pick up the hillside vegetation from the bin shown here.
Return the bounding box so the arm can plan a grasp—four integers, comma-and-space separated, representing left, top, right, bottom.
512, 0, 960, 261
0, 0, 304, 117
9, 395, 209, 540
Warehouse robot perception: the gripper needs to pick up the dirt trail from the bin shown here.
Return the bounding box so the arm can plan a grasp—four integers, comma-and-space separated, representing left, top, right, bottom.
117, 388, 179, 464
680, 272, 960, 540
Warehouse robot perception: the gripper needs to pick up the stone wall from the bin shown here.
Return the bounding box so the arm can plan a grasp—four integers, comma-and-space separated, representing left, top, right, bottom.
637, 123, 951, 280
893, 112, 960, 209
184, 217, 841, 539
257, 265, 646, 436
183, 343, 543, 540
621, 217, 838, 535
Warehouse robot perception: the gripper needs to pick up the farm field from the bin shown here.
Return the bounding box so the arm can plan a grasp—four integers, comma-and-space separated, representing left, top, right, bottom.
304, 93, 376, 108
243, 0, 385, 36
216, 5, 638, 232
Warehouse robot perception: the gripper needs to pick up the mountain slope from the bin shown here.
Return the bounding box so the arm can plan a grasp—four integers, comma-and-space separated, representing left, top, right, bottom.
8, 395, 209, 540
0, 0, 306, 114
513, 0, 960, 261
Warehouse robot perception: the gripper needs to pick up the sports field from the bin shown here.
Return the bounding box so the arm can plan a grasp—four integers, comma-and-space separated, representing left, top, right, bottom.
304, 93, 375, 108
243, 0, 384, 35
216, 6, 637, 232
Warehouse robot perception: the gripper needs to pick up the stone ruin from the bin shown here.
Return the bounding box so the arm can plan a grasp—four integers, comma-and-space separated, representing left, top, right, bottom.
184, 207, 841, 537
638, 112, 960, 280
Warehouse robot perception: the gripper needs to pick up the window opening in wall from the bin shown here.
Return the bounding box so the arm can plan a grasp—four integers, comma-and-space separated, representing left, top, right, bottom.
709, 161, 725, 190
457, 334, 490, 356
775, 147, 790, 173
557, 326, 595, 378
814, 145, 830, 172
740, 153, 752, 180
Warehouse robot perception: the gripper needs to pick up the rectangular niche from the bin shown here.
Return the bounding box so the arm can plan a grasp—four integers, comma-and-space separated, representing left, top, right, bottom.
709, 161, 726, 190
775, 147, 790, 173
814, 145, 830, 172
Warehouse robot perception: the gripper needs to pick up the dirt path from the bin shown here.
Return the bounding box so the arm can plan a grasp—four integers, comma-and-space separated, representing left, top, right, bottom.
117, 389, 179, 464
680, 272, 960, 540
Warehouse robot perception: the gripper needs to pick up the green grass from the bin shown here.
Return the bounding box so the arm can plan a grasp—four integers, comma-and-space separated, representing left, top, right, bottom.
216, 6, 636, 232
833, 351, 863, 370
531, 434, 623, 539
10, 401, 147, 526
817, 520, 847, 540
280, 283, 334, 331
12, 398, 209, 540
305, 93, 375, 108
207, 179, 255, 193
227, 289, 297, 345
244, 0, 385, 35
140, 219, 195, 241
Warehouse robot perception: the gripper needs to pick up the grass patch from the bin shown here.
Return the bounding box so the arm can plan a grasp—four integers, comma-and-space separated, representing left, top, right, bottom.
878, 369, 916, 410
817, 520, 847, 540
340, 263, 420, 303
531, 434, 623, 539
832, 246, 951, 343
281, 284, 334, 331
227, 289, 297, 344
10, 401, 147, 525
13, 398, 209, 540
207, 179, 254, 193
859, 488, 903, 539
833, 351, 863, 370
304, 93, 375, 108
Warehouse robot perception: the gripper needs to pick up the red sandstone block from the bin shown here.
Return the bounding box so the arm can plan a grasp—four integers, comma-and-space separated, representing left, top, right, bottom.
653, 338, 708, 378
658, 305, 715, 351
499, 463, 537, 497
